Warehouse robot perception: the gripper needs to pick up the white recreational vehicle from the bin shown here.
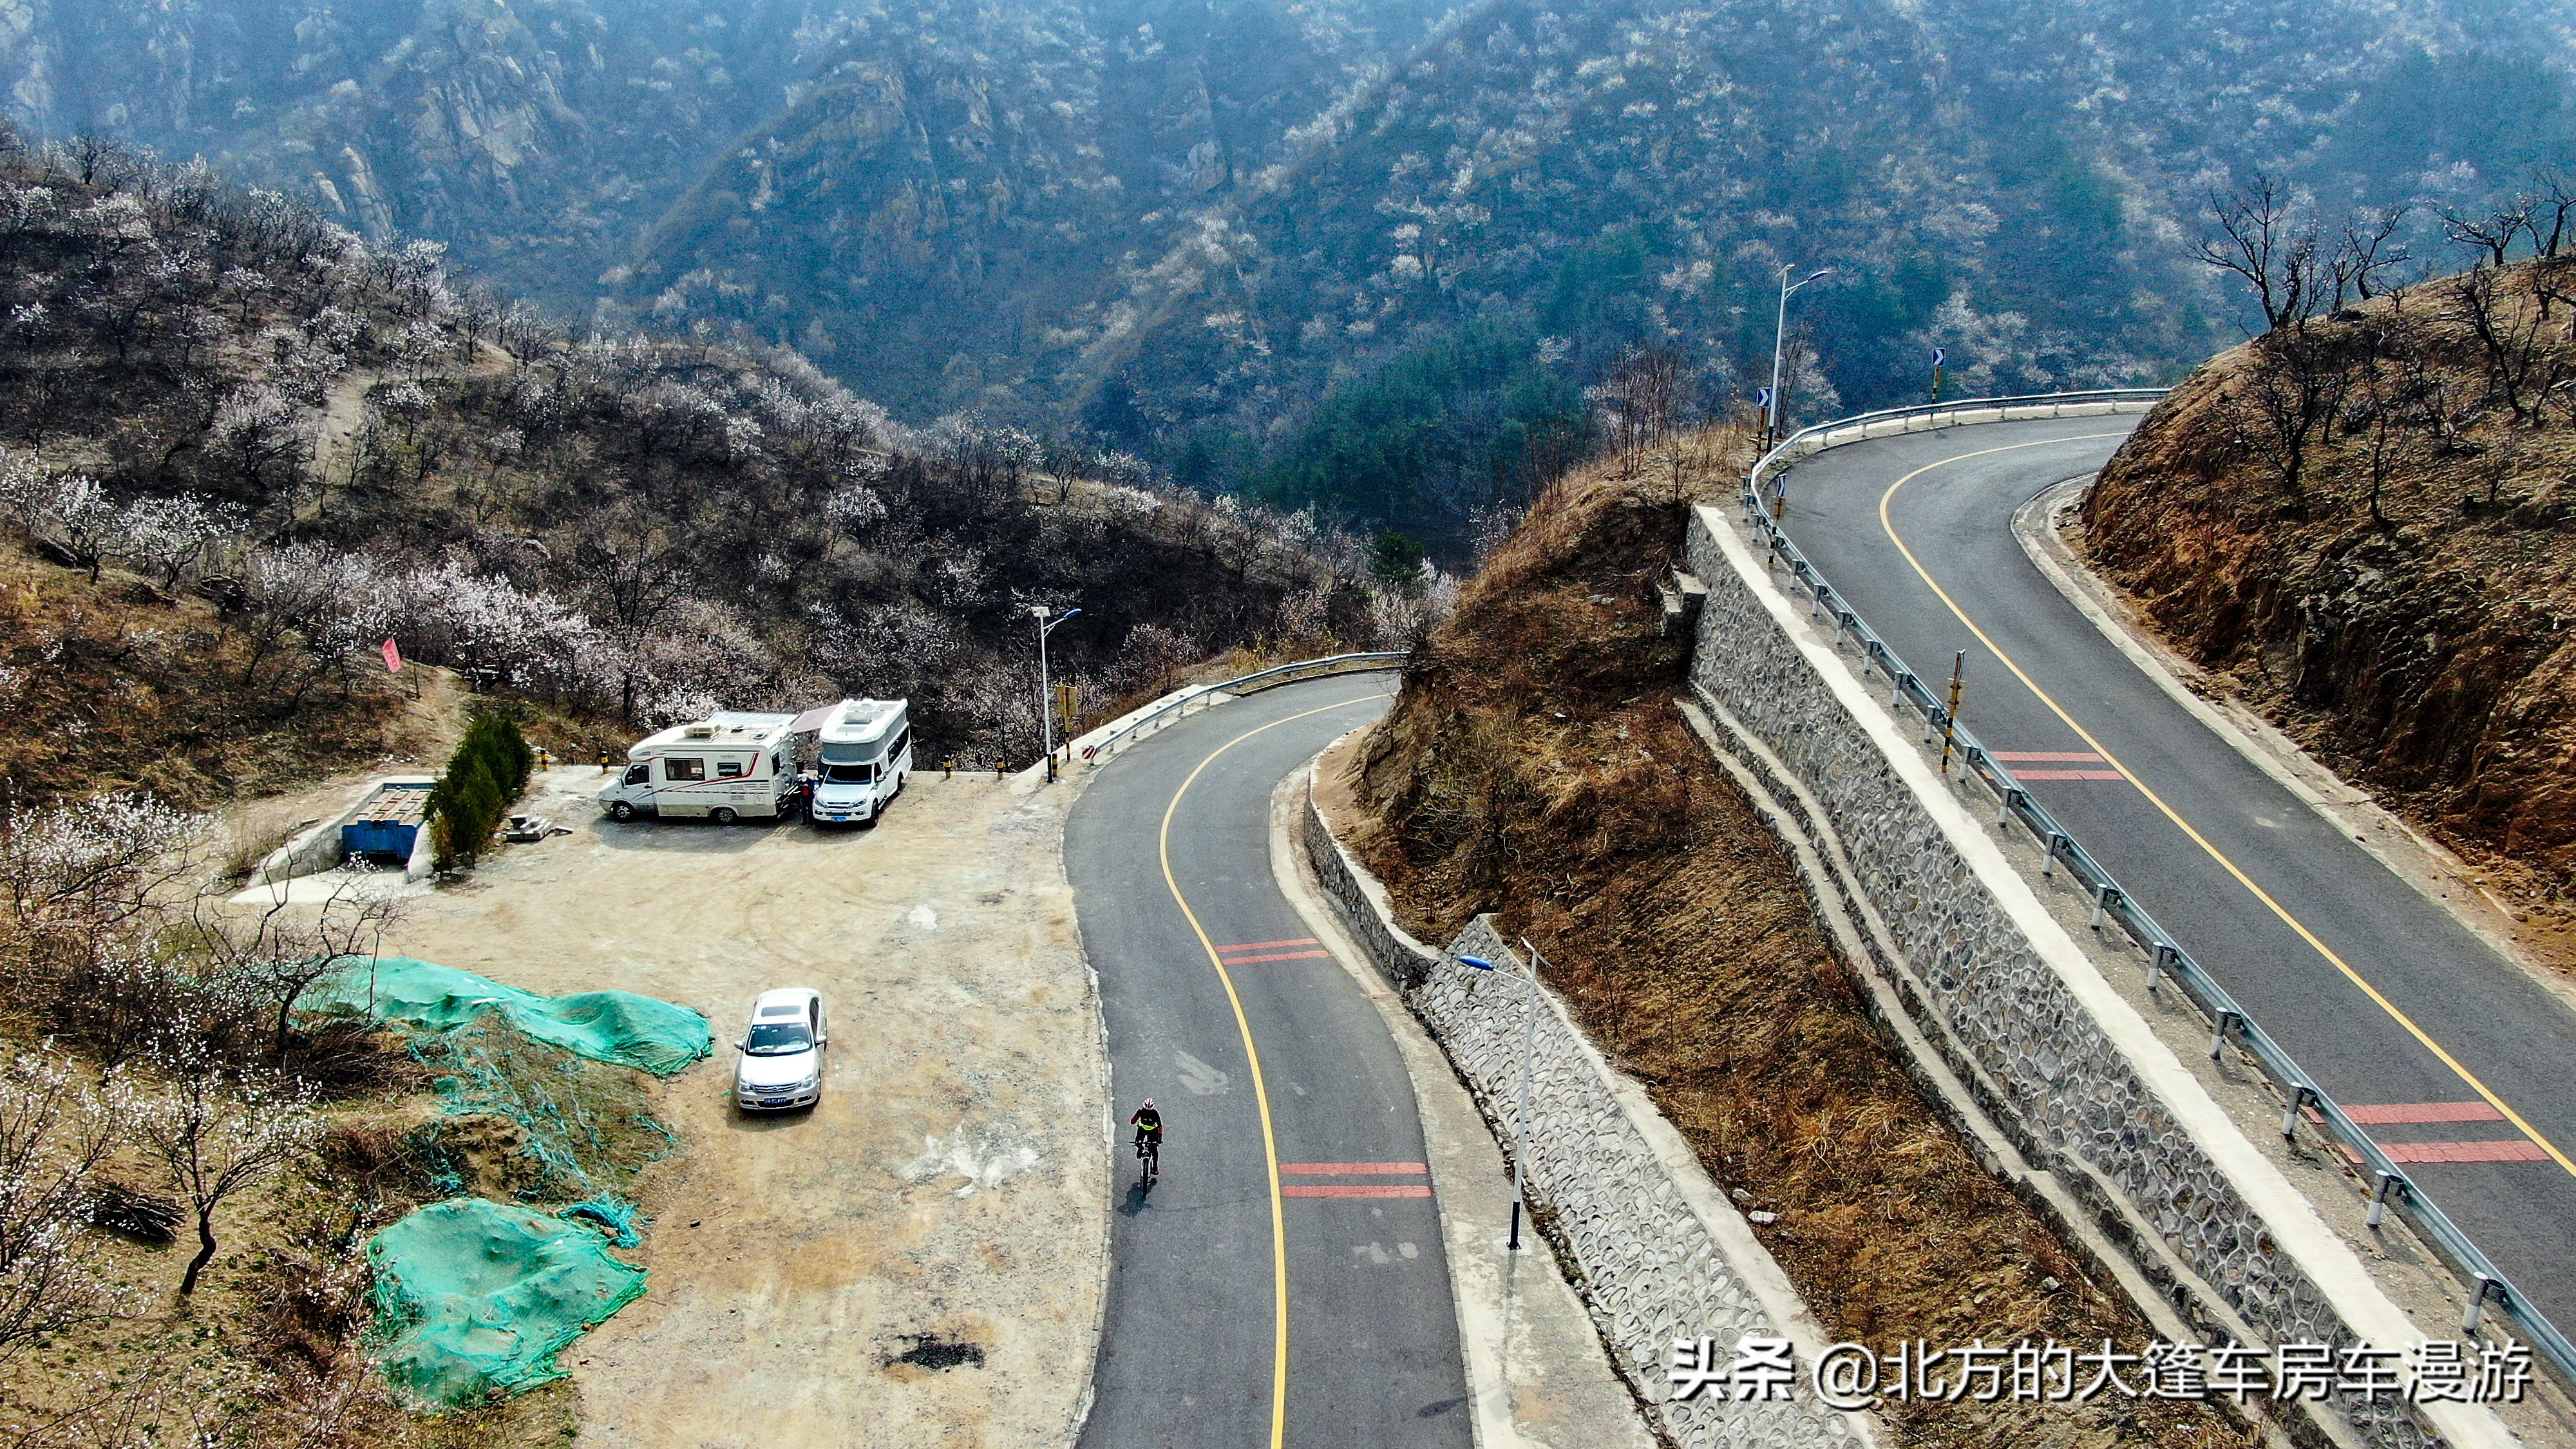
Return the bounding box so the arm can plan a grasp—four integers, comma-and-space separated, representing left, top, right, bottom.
600, 712, 802, 823
809, 697, 912, 827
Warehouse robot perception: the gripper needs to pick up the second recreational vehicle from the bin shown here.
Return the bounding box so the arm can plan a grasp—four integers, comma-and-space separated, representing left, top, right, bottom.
810, 697, 912, 826
600, 712, 802, 823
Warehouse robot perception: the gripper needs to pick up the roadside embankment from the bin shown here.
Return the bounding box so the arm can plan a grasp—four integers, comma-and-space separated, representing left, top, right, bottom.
2085, 259, 2576, 961
1333, 450, 2242, 1449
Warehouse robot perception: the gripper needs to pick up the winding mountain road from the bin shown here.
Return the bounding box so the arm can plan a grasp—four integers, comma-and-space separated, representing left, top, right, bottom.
1065, 674, 1473, 1449
1774, 415, 2576, 1333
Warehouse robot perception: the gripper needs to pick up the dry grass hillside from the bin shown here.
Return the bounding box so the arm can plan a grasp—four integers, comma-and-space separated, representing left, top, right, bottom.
0, 542, 429, 813
1344, 437, 2246, 1449
2087, 254, 2576, 938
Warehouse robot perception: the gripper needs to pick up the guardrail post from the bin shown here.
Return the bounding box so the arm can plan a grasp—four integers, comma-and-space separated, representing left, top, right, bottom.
2090, 884, 2117, 930
1997, 787, 2022, 826
2041, 832, 2062, 876
1893, 672, 1909, 708
2465, 1278, 2499, 1334
1832, 610, 1848, 645
2367, 1170, 2400, 1229
2282, 1084, 2314, 1141
2147, 943, 2170, 993
2210, 1009, 2239, 1061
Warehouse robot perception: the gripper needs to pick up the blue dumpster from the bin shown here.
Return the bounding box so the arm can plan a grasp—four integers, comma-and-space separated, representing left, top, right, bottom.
343, 783, 431, 862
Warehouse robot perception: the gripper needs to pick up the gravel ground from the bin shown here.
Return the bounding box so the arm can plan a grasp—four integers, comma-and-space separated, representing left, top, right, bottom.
377, 764, 1106, 1449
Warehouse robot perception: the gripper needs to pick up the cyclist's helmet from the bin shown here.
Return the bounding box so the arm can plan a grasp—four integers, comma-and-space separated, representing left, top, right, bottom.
1143, 1098, 1156, 1110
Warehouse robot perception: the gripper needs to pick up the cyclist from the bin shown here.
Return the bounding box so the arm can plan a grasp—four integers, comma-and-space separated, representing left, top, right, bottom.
1130, 1099, 1162, 1177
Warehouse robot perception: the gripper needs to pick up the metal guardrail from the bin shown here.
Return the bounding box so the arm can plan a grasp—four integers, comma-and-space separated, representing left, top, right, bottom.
1738, 408, 2576, 1393
1748, 388, 2172, 500
1081, 652, 1406, 765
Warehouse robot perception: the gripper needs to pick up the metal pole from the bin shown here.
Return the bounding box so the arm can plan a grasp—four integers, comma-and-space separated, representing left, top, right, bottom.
1035, 608, 1054, 781
1768, 267, 1791, 446
1940, 650, 1964, 774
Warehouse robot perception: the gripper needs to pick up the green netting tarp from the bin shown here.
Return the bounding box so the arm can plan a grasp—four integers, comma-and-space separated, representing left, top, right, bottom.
368, 1197, 648, 1408
300, 957, 712, 1075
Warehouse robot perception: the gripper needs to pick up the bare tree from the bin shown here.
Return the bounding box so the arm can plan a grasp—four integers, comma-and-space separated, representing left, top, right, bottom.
0, 1054, 122, 1359
2234, 325, 2350, 508
566, 506, 696, 724
2193, 178, 2325, 332
2450, 267, 2562, 426
190, 869, 408, 1068
2532, 171, 2576, 260
2443, 196, 2538, 269
1590, 344, 1688, 475
124, 1042, 321, 1296
2331, 204, 2414, 309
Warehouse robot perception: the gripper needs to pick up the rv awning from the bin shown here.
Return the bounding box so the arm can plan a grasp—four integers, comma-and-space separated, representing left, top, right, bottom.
788, 704, 837, 734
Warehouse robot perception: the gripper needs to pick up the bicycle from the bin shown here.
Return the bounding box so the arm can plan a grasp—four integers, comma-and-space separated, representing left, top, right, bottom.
1135, 1135, 1160, 1190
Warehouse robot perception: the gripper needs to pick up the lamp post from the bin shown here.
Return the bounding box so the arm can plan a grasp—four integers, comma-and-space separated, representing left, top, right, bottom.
1459, 947, 1544, 1251
1032, 605, 1081, 781
1766, 265, 1833, 448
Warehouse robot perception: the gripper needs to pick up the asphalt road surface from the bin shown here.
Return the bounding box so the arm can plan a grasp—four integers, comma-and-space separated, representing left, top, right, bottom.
1065, 674, 1474, 1449
1773, 415, 2576, 1332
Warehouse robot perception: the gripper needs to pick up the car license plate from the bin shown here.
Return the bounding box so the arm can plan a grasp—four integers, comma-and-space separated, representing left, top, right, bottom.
761, 1096, 791, 1107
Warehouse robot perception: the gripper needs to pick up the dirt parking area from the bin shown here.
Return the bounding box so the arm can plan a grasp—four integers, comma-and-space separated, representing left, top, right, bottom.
378, 764, 1105, 1449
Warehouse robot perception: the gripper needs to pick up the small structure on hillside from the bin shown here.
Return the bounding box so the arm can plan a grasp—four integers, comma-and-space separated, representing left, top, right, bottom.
343, 782, 431, 862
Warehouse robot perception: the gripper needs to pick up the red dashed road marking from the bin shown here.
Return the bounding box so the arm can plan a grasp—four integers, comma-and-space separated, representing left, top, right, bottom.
1282, 1184, 1434, 1198
1221, 951, 1331, 963
2382, 1140, 2549, 1164
2012, 770, 2126, 781
1280, 1163, 1429, 1175
2344, 1102, 2509, 1125
1218, 938, 1319, 952
1990, 751, 2107, 762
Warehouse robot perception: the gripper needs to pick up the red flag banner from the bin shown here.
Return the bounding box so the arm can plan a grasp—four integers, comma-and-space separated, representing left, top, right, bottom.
382, 638, 403, 674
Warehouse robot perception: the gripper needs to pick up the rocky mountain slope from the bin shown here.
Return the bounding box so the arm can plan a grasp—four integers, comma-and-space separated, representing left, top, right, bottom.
8, 0, 2570, 550
2085, 247, 2576, 927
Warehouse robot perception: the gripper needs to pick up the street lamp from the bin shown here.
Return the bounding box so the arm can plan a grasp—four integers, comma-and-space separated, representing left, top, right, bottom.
1459, 946, 1545, 1251
1032, 605, 1081, 781
1766, 265, 1833, 447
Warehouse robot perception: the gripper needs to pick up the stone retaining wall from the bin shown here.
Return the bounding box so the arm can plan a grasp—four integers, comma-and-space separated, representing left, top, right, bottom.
1302, 789, 1873, 1448
1685, 502, 2497, 1449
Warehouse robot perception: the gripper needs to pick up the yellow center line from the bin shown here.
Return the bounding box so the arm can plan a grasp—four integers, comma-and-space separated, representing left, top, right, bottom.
1154, 690, 1389, 1449
1876, 436, 2576, 1179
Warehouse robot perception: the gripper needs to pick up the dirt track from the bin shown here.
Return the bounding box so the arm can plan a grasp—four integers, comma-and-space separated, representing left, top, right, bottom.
377, 764, 1104, 1448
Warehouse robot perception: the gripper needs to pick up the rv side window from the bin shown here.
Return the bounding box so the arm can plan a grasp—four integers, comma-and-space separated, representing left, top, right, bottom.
717, 759, 746, 779
622, 765, 649, 786
891, 728, 910, 761
665, 757, 706, 782
770, 751, 784, 774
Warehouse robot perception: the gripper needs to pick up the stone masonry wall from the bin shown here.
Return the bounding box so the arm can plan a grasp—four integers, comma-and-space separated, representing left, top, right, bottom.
1302, 794, 1873, 1448
1685, 503, 2466, 1449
